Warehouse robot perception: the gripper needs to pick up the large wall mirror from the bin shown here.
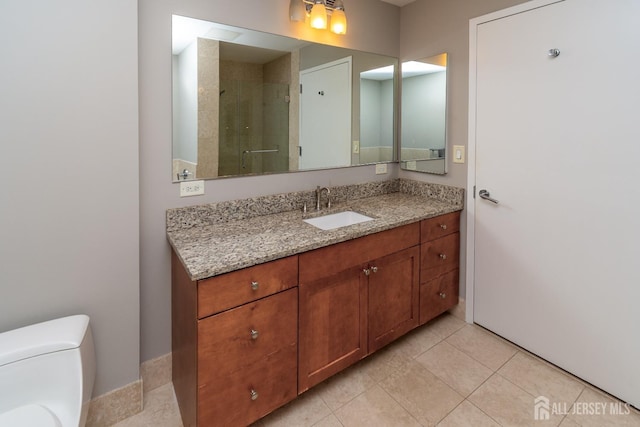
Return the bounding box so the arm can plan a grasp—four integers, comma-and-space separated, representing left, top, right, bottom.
400, 53, 448, 175
172, 15, 398, 181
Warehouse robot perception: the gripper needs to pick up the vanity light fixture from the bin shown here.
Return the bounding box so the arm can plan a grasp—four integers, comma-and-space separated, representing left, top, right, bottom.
289, 0, 348, 35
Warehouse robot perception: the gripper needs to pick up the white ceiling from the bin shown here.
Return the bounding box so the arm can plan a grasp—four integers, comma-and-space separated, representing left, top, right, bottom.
380, 0, 416, 6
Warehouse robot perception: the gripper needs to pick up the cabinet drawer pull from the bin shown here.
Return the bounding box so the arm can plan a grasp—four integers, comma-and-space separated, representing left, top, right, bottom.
250, 329, 259, 340
251, 281, 259, 291
250, 389, 259, 401
363, 268, 371, 276
439, 253, 447, 260
439, 292, 447, 299
440, 224, 447, 230
371, 266, 378, 273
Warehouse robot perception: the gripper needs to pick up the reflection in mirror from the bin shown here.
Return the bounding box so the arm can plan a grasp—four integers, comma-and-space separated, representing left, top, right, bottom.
400, 53, 448, 175
171, 15, 398, 181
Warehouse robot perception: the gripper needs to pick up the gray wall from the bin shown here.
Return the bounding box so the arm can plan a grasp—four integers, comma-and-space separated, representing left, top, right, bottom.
398, 0, 529, 298
139, 0, 401, 363
0, 0, 139, 396
402, 71, 446, 149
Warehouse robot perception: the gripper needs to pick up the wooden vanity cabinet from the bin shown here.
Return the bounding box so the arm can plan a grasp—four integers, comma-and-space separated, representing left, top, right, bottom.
419, 212, 461, 324
172, 253, 298, 427
298, 223, 420, 393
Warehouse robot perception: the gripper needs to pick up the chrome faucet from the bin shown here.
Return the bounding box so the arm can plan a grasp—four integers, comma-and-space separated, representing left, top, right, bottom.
316, 186, 331, 211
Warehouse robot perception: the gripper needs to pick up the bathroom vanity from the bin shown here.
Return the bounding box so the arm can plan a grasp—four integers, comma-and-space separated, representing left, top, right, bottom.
168, 179, 463, 426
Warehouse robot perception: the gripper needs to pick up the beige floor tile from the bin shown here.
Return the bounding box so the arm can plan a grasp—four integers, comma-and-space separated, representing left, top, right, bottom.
469, 374, 562, 426
446, 324, 518, 371
379, 359, 464, 426
416, 341, 494, 397
315, 364, 377, 411
564, 388, 640, 427
257, 387, 331, 427
355, 350, 400, 383
312, 413, 344, 427
558, 416, 581, 426
111, 383, 183, 427
436, 400, 500, 427
391, 323, 443, 359
423, 313, 467, 340
334, 385, 421, 427
499, 351, 584, 405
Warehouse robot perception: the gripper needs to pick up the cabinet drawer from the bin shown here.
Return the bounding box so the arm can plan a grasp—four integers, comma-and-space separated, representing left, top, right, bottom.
420, 269, 459, 324
198, 288, 297, 378
421, 211, 460, 243
198, 256, 298, 318
420, 232, 460, 280
197, 288, 298, 425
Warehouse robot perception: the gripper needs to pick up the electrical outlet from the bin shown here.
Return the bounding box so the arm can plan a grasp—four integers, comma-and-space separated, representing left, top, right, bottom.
406, 160, 417, 170
375, 163, 388, 175
453, 145, 465, 164
353, 140, 360, 154
180, 180, 205, 197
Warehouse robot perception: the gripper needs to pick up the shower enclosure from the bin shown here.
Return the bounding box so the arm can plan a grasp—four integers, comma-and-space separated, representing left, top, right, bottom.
218, 79, 290, 177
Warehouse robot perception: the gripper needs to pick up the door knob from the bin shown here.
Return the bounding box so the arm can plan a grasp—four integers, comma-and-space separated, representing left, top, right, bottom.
479, 189, 499, 204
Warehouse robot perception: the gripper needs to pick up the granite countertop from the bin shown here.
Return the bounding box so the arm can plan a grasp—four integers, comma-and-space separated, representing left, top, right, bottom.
167, 186, 463, 281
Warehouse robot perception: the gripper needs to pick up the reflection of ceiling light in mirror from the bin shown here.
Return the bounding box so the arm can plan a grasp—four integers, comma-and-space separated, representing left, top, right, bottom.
401, 61, 446, 78
360, 65, 395, 81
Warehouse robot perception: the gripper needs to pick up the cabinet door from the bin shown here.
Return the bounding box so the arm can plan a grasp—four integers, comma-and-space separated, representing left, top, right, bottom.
298, 266, 367, 393
368, 246, 420, 353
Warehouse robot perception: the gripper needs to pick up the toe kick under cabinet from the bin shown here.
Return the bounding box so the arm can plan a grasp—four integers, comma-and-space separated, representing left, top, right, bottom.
171, 211, 461, 426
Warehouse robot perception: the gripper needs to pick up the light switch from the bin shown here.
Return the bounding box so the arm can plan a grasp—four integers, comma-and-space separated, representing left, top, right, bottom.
353, 140, 360, 154
453, 145, 465, 164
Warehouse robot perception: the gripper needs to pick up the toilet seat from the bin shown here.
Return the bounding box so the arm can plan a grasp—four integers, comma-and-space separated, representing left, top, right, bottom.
0, 404, 61, 427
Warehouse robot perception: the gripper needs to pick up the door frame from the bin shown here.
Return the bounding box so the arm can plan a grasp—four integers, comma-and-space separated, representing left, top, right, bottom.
464, 0, 564, 323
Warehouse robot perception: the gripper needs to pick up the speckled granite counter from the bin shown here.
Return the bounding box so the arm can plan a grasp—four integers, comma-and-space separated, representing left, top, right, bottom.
167, 179, 464, 281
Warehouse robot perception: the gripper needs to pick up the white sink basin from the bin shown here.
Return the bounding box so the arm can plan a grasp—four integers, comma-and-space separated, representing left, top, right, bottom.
303, 211, 374, 231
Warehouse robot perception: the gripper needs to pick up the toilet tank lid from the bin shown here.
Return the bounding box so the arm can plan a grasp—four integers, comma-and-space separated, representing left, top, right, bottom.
0, 315, 90, 367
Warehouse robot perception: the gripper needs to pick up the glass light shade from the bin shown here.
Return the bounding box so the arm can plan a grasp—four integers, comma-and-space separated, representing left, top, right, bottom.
289, 0, 306, 22
330, 9, 347, 34
309, 1, 327, 30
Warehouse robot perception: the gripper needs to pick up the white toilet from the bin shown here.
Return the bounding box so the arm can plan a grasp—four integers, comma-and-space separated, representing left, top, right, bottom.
0, 315, 96, 427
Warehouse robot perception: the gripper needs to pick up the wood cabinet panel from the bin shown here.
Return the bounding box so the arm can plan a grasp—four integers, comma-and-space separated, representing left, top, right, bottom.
298, 267, 367, 393
420, 232, 460, 280
198, 256, 298, 318
299, 223, 419, 283
420, 211, 460, 243
420, 269, 459, 325
198, 288, 297, 426
368, 246, 420, 353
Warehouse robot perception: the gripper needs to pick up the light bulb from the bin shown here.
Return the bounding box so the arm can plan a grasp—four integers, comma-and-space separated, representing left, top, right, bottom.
309, 0, 327, 30
330, 7, 347, 34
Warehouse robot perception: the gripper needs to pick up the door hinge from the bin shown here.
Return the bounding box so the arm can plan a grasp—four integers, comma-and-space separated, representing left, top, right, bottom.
299, 146, 302, 156
300, 84, 303, 94
473, 185, 476, 198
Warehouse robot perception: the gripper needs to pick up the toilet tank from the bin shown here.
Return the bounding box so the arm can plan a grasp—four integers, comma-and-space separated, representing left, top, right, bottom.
0, 315, 96, 427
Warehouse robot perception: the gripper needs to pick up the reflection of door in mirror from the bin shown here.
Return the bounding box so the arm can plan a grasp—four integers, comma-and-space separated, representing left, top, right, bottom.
400, 53, 448, 175
299, 57, 352, 170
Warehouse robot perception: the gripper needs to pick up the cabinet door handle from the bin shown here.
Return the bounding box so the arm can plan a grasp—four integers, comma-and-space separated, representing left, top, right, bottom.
251, 281, 259, 291
250, 389, 259, 401
440, 224, 447, 230
371, 266, 378, 273
439, 253, 447, 260
439, 292, 447, 299
363, 268, 371, 276
250, 329, 259, 340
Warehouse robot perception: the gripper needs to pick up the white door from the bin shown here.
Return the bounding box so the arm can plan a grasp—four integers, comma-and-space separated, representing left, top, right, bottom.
471, 0, 640, 407
299, 57, 352, 170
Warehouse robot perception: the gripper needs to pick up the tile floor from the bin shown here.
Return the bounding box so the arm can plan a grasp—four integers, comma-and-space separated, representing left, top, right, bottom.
113, 313, 640, 427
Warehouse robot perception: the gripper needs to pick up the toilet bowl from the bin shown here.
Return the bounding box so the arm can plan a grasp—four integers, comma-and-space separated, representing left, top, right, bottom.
0, 315, 96, 427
